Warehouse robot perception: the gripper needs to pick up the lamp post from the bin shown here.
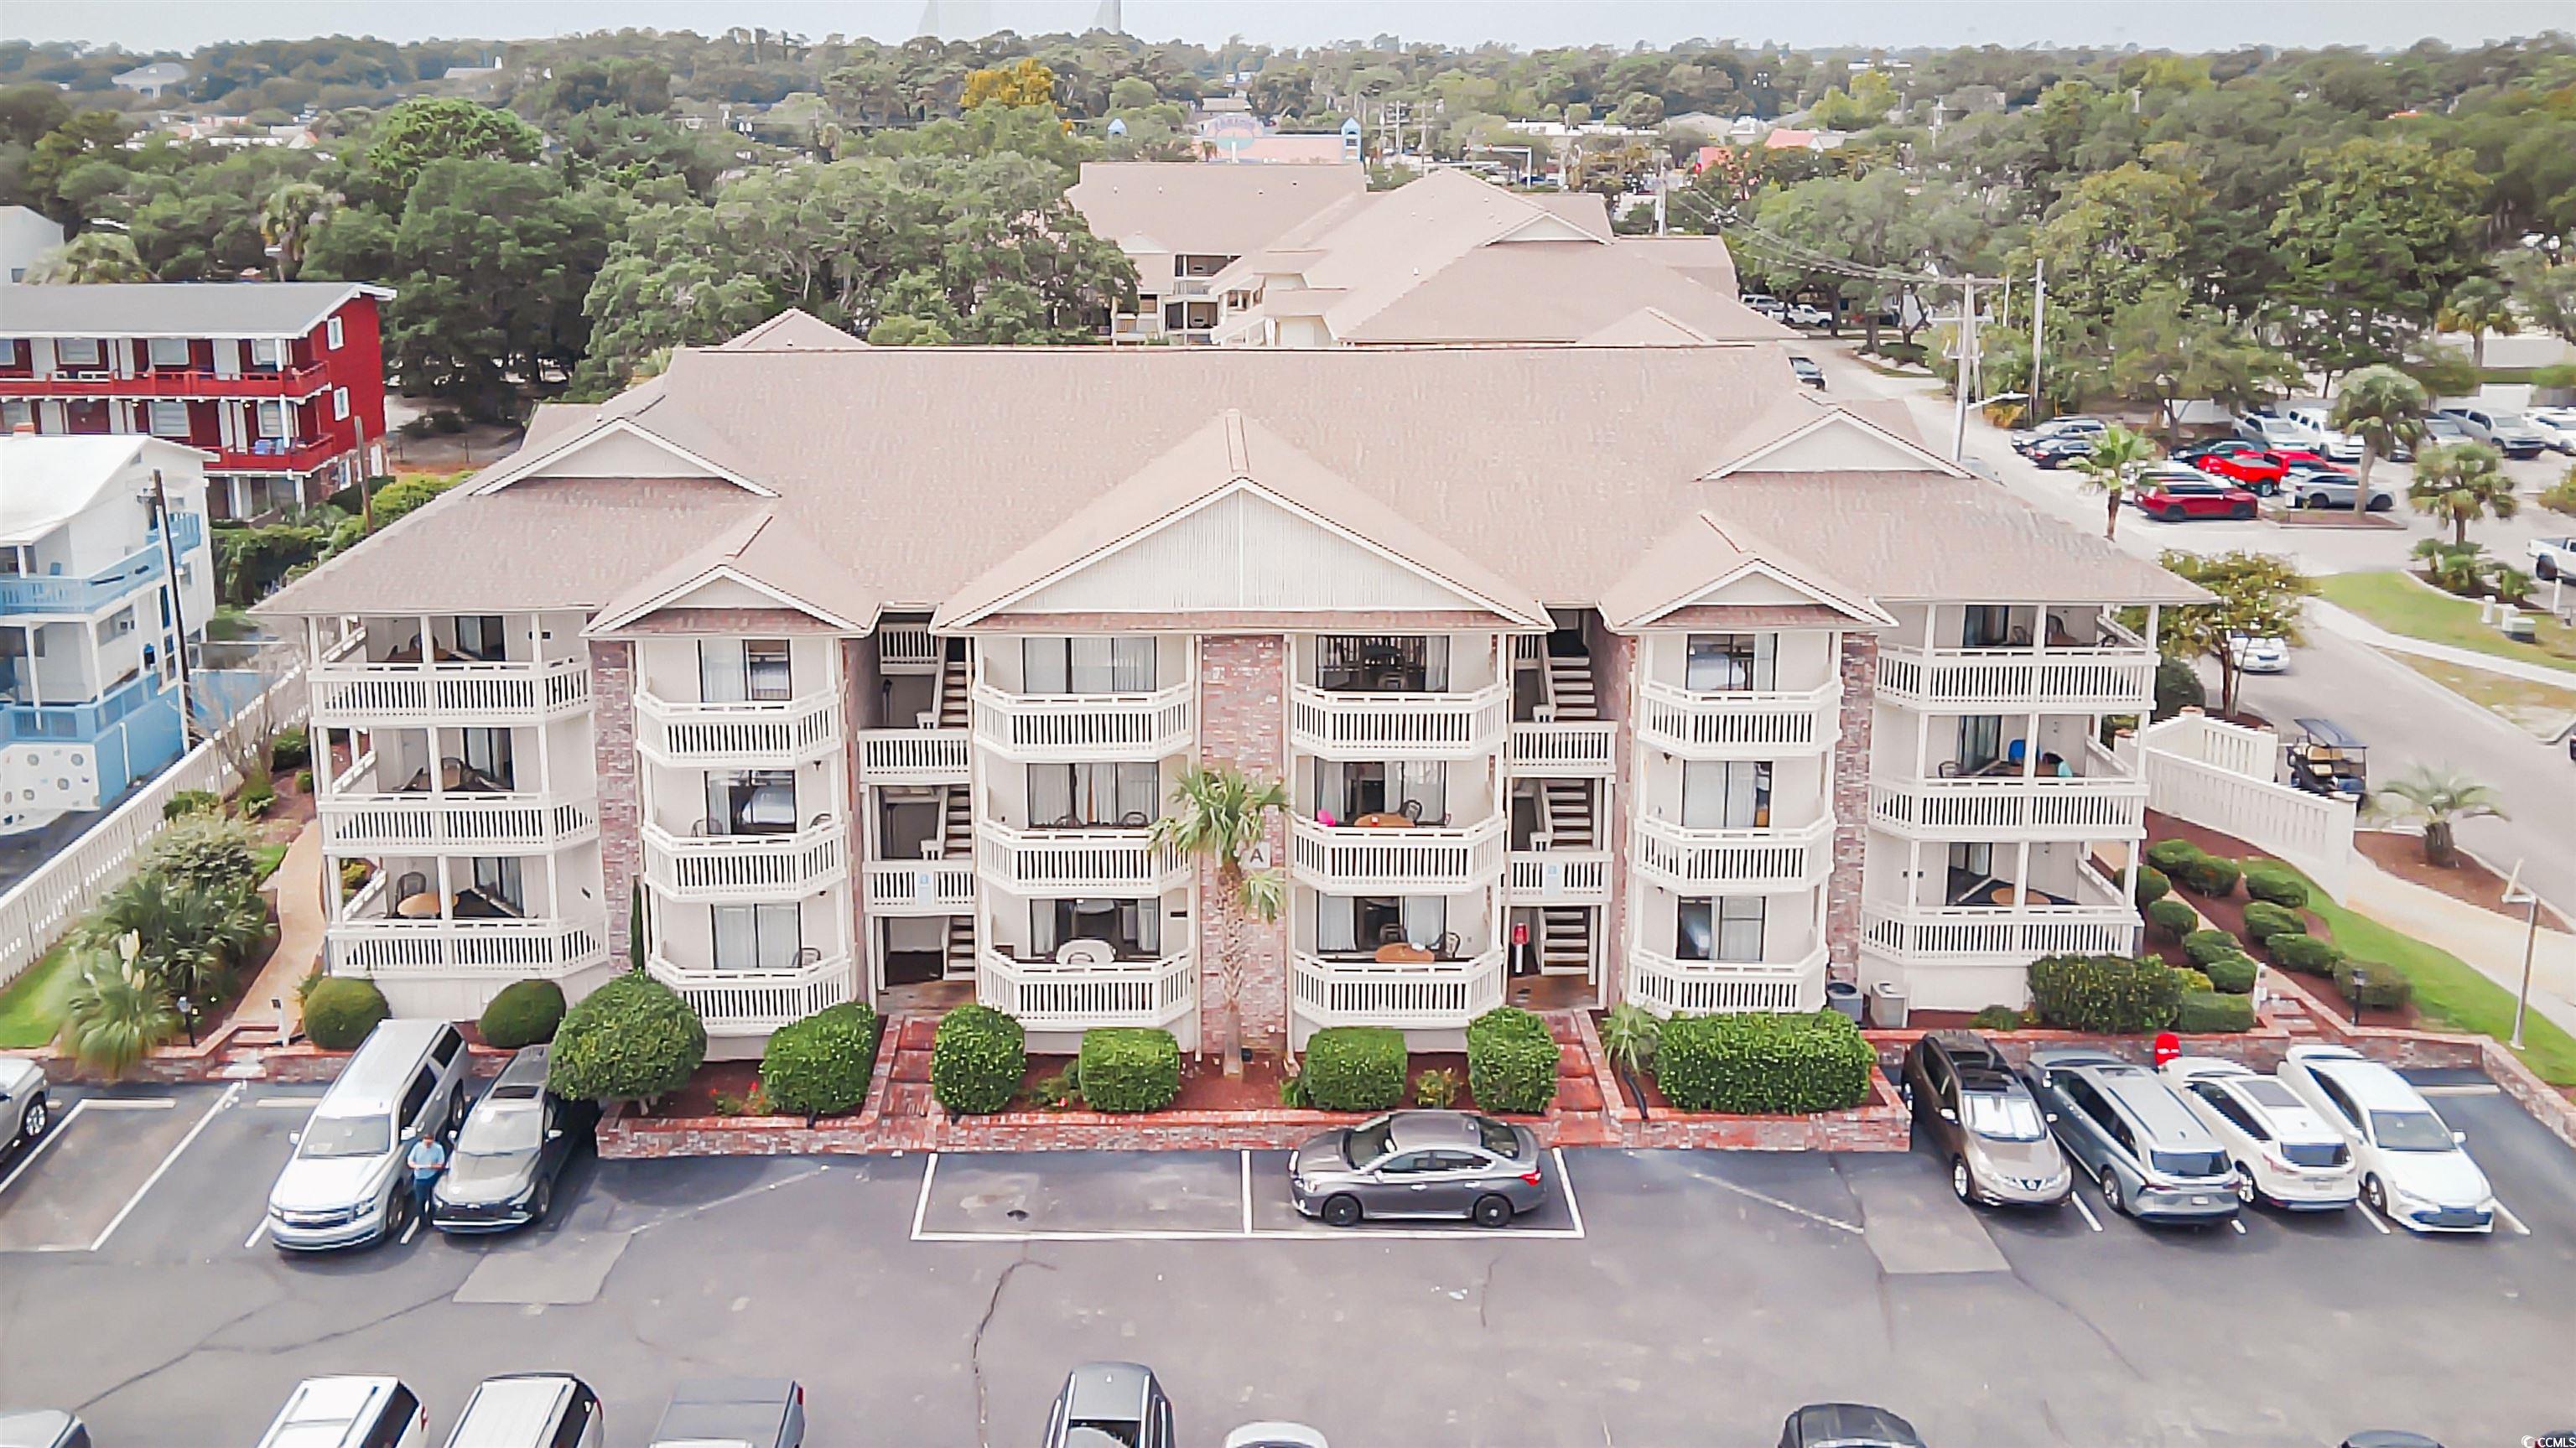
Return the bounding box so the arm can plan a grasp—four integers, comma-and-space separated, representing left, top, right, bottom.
2501, 861, 2541, 1052
2345, 966, 2368, 1025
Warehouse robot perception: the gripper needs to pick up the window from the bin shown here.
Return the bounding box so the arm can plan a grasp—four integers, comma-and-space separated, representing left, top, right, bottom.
257, 400, 288, 439
326, 315, 345, 350
1314, 634, 1446, 693
470, 856, 524, 913
148, 399, 190, 438
1675, 896, 1763, 962
697, 637, 790, 702
2367, 1109, 2454, 1153
1378, 1150, 1441, 1176
1961, 605, 2015, 648
712, 902, 801, 971
459, 727, 515, 788
1022, 635, 1156, 694
1030, 896, 1160, 958
2194, 1084, 2266, 1139
247, 338, 283, 371
1314, 759, 1443, 823
332, 387, 350, 421
431, 1026, 464, 1068
745, 638, 791, 700
1956, 715, 2003, 772
145, 336, 190, 368
1961, 1092, 2045, 1141
0, 339, 16, 365
1, 401, 29, 433
1684, 633, 1774, 692
365, 1386, 421, 1448
397, 1070, 435, 1131
707, 769, 796, 834
1680, 759, 1770, 829
2149, 1146, 2228, 1179
452, 614, 506, 660
2313, 1074, 2363, 1128
1029, 761, 1161, 827
55, 338, 101, 367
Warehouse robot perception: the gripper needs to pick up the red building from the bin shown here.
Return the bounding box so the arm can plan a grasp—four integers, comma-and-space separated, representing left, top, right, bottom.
0, 281, 393, 521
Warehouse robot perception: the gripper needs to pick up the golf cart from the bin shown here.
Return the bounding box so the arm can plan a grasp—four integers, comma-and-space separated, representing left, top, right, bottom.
2286, 718, 2367, 802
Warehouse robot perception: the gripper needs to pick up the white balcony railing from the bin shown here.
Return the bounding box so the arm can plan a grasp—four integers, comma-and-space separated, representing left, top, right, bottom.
319, 793, 598, 854
641, 820, 849, 902
1504, 848, 1613, 905
1634, 680, 1838, 759
875, 625, 941, 668
978, 823, 1187, 895
326, 915, 608, 978
1632, 815, 1834, 893
1867, 753, 2148, 841
1289, 682, 1510, 760
1626, 947, 1827, 1015
647, 952, 856, 1036
309, 657, 591, 727
1861, 896, 2140, 963
862, 860, 979, 915
1507, 720, 1618, 776
1292, 947, 1508, 1031
636, 690, 841, 767
1289, 814, 1507, 894
1875, 630, 2157, 711
981, 948, 1197, 1030
857, 727, 970, 785
971, 682, 1193, 760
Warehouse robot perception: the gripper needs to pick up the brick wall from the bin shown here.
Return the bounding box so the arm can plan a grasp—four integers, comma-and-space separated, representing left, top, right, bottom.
1193, 634, 1291, 1056
842, 638, 875, 983
1595, 628, 1639, 1007
1825, 632, 1877, 983
589, 640, 641, 965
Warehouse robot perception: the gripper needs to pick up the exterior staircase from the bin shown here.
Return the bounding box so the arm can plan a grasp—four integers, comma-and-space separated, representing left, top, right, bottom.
1536, 647, 1597, 976
938, 638, 976, 979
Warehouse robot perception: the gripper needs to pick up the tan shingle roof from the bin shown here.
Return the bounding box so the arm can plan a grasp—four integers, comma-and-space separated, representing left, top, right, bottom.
716, 309, 865, 350
1067, 162, 1366, 257
1339, 241, 1792, 345
1598, 510, 1894, 632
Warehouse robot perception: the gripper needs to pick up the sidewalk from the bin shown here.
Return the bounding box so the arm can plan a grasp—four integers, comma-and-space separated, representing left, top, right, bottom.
235, 822, 323, 1044
2342, 854, 2576, 1041
2310, 599, 2576, 689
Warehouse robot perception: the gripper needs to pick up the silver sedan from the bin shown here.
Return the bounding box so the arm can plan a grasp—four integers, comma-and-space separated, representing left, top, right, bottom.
1289, 1110, 1545, 1227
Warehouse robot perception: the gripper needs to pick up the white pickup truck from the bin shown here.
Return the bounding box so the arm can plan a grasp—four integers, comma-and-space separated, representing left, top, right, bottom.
2532, 535, 2576, 582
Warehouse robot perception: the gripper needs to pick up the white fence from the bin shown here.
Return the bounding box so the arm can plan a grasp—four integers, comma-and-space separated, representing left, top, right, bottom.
0, 667, 306, 990
2122, 714, 2356, 901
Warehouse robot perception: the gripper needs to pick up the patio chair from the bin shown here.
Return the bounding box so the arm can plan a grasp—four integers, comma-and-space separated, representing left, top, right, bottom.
395, 871, 427, 900
1119, 810, 1149, 828
1434, 932, 1462, 959
1400, 798, 1424, 823
791, 947, 823, 970
1936, 760, 1960, 778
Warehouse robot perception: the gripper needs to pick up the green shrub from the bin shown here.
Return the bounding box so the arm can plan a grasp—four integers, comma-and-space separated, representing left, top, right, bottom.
760, 1002, 883, 1119
2176, 990, 2257, 1033
163, 789, 219, 820
268, 726, 309, 771
2132, 864, 2171, 909
2176, 855, 2242, 898
340, 859, 374, 893
1968, 1005, 2027, 1031
2241, 901, 2308, 946
2267, 933, 2344, 978
1466, 1006, 1559, 1114
2174, 967, 2214, 994
1413, 1067, 1461, 1109
2027, 954, 2184, 1033
1278, 1072, 1314, 1108
295, 768, 315, 793
2182, 930, 2242, 967
1655, 1010, 1876, 1113
928, 1004, 1024, 1114
2200, 951, 2259, 994
2332, 958, 2414, 1012
1301, 1026, 1408, 1112
2153, 654, 2205, 717
236, 775, 276, 818
138, 812, 263, 889
2144, 838, 2209, 874
2241, 866, 2310, 911
1076, 1028, 1180, 1113
301, 976, 390, 1051
2143, 897, 2199, 942
547, 971, 707, 1103
477, 978, 566, 1049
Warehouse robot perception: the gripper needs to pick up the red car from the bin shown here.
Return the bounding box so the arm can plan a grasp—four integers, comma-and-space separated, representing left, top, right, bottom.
2174, 440, 2288, 489
2131, 468, 2259, 521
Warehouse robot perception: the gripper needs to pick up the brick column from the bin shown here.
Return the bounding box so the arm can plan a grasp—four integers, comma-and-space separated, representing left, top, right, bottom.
1825, 632, 1877, 984
842, 637, 872, 996
589, 640, 642, 968
1595, 629, 1639, 1008
1194, 634, 1289, 1058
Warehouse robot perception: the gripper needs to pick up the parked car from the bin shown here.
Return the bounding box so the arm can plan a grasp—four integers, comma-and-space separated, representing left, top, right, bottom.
0, 1058, 50, 1155
2284, 465, 2397, 511
2528, 534, 2575, 582
2526, 404, 2576, 454
2023, 1048, 2239, 1223
2279, 405, 2363, 461
1224, 1425, 1329, 1448
1777, 1404, 1927, 1448
647, 1380, 804, 1448
1043, 1363, 1175, 1448
267, 1020, 472, 1251
1784, 302, 1834, 328
0, 1412, 89, 1448
2235, 413, 2311, 449
2225, 633, 2290, 674
2173, 439, 2288, 492
2130, 468, 2259, 521
2421, 414, 2473, 448
2436, 405, 2550, 459
254, 1378, 428, 1448
2159, 1057, 2358, 1211
1901, 1030, 2071, 1207
2276, 1046, 2497, 1233
442, 1374, 602, 1448
1289, 1109, 1545, 1227
1739, 293, 1785, 318
2009, 415, 2105, 456
1788, 356, 1826, 390
430, 1045, 597, 1234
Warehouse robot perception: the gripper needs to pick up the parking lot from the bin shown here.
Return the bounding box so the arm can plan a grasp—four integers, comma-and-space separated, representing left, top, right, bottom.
3, 1069, 2572, 1447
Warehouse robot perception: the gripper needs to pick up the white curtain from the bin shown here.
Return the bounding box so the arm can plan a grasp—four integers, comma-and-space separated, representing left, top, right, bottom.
1110, 636, 1156, 692
1402, 895, 1446, 948
713, 906, 757, 971
1315, 760, 1348, 821
1318, 895, 1357, 953
1028, 765, 1073, 828
699, 639, 746, 703
1023, 637, 1069, 694
1396, 761, 1446, 820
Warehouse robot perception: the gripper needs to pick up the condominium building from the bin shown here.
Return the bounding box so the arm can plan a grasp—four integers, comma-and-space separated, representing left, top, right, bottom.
1066, 162, 1365, 343
259, 327, 2196, 1052
2, 435, 215, 833
0, 282, 392, 521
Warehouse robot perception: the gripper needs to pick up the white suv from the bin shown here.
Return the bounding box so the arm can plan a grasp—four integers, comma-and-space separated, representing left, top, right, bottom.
2277, 1046, 2496, 1233
2160, 1057, 2357, 1211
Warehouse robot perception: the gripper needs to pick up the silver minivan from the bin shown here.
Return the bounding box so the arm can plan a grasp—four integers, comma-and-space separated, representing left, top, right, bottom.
267, 1018, 471, 1250
254, 1377, 428, 1448
443, 1374, 602, 1448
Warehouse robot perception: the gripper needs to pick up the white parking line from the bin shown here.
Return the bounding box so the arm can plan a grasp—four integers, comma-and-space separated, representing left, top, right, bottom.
2230, 1217, 2247, 1236
911, 1152, 939, 1240
76, 1098, 178, 1110
1685, 1167, 1864, 1236
86, 1082, 240, 1253
2412, 1083, 2501, 1097
399, 1212, 421, 1246
244, 1215, 273, 1250
2355, 1200, 2393, 1234
2068, 1190, 2105, 1233
1239, 1150, 1254, 1237
2493, 1200, 2532, 1237
1555, 1149, 1585, 1238
250, 1096, 324, 1109
0, 1099, 88, 1197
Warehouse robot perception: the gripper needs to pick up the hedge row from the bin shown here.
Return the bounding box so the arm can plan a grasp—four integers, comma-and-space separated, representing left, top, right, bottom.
302, 976, 390, 1051
478, 978, 565, 1049
1654, 1010, 1875, 1114
1302, 1026, 1408, 1112
931, 1004, 1025, 1114
2241, 866, 2311, 911
2333, 958, 2416, 1011
548, 971, 707, 1103
2268, 933, 2344, 978
761, 1002, 883, 1119
2143, 897, 2199, 942
2241, 900, 2307, 946
2028, 954, 2183, 1034
2176, 990, 2257, 1033
2142, 839, 2242, 898
1466, 1007, 1558, 1114
1077, 1027, 1182, 1113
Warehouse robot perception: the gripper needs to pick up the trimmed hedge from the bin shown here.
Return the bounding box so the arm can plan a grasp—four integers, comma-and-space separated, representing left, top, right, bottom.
2241, 901, 2308, 947
2333, 958, 2415, 1011
2143, 838, 2208, 874
2182, 929, 2243, 968
2200, 951, 2259, 994
2028, 953, 2183, 1034
1655, 1010, 1876, 1114
929, 1004, 1025, 1114
1466, 1007, 1560, 1114
302, 976, 390, 1051
1969, 1005, 2028, 1031
477, 978, 566, 1049
2132, 864, 2171, 909
2241, 866, 2311, 911
2174, 967, 2214, 994
2177, 855, 2243, 898
760, 1003, 883, 1119
2143, 897, 2199, 942
1301, 1026, 1408, 1112
1076, 1028, 1182, 1113
2267, 933, 2344, 978
2176, 990, 2257, 1033
547, 971, 707, 1103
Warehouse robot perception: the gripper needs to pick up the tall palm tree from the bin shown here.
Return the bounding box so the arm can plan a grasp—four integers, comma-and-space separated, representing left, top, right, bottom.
60, 937, 180, 1081
2378, 765, 2506, 868
25, 231, 153, 285
258, 180, 340, 280
2328, 365, 2428, 490
2072, 423, 2157, 539
1150, 765, 1287, 1075
2407, 442, 2518, 548
2436, 276, 2517, 370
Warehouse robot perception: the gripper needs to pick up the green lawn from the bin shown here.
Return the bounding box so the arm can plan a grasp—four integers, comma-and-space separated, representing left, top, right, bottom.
0, 942, 80, 1050
2317, 570, 2576, 675
2247, 858, 2576, 1087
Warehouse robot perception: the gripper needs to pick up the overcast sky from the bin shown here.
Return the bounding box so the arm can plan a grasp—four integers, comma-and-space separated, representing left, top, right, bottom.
5, 1, 2569, 54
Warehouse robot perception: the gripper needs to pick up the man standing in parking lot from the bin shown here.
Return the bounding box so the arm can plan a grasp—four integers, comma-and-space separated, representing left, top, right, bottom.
406, 1133, 448, 1216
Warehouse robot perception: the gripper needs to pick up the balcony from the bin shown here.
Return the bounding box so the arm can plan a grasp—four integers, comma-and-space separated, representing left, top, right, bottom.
205, 437, 346, 474
981, 948, 1196, 1031
861, 859, 978, 915
856, 727, 970, 785
978, 823, 1187, 895
1634, 680, 1839, 760
647, 952, 856, 1037
325, 914, 609, 978
310, 654, 592, 729
1506, 720, 1618, 776
1289, 814, 1505, 894
634, 689, 839, 768
1504, 848, 1613, 905
1867, 750, 2148, 842
1626, 947, 1826, 1015
320, 792, 598, 854
1632, 815, 1833, 893
874, 624, 940, 668
1875, 625, 2156, 711
0, 361, 330, 399
0, 519, 200, 616
3, 673, 165, 744
1862, 866, 2139, 964
1289, 682, 1509, 760
1292, 947, 1507, 1031
971, 681, 1192, 761
641, 820, 849, 903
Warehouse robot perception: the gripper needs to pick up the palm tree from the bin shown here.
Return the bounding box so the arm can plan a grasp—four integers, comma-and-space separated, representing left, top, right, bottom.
1150, 765, 1287, 1076
2436, 276, 2517, 370
2378, 765, 2506, 868
2329, 365, 2429, 490
258, 180, 340, 279
78, 874, 268, 1005
25, 231, 153, 285
2407, 442, 2518, 548
2072, 423, 2157, 539
60, 937, 181, 1080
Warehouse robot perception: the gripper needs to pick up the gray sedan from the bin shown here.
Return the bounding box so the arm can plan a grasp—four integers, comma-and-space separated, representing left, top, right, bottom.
1289, 1110, 1545, 1227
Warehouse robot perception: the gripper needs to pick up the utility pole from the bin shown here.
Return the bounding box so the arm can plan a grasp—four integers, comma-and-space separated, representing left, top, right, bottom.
2029, 257, 2048, 424
1951, 276, 1979, 463
148, 469, 196, 744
